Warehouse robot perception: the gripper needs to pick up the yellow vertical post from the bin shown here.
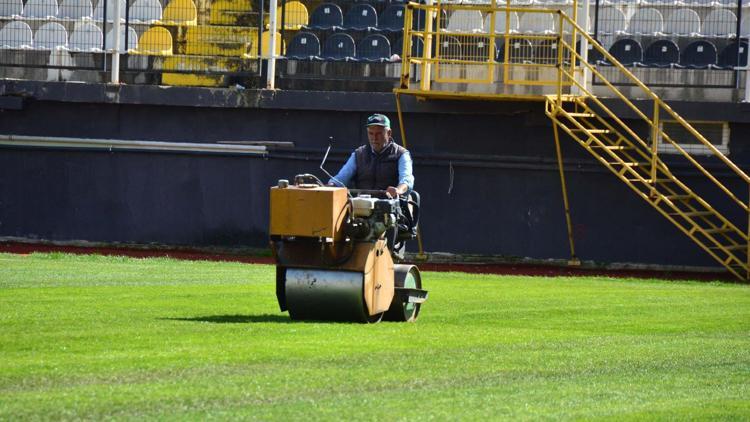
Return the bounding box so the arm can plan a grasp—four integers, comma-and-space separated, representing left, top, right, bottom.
400, 4, 413, 89
747, 185, 750, 280
395, 93, 426, 260
420, 0, 435, 91
556, 11, 564, 109
553, 119, 580, 265
651, 101, 660, 197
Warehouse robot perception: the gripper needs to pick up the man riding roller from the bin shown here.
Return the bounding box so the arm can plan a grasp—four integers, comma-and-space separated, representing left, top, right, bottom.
328, 113, 414, 197
328, 113, 416, 257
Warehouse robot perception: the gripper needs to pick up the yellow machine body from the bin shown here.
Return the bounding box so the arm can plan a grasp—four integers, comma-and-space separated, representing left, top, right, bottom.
270, 183, 425, 322
269, 185, 348, 240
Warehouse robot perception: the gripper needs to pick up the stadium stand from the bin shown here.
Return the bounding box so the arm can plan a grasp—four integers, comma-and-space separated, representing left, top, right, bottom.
482, 10, 519, 33
701, 9, 736, 37
321, 32, 355, 60
642, 39, 679, 67
0, 0, 23, 17
307, 2, 343, 30
129, 0, 162, 23
597, 7, 627, 35
287, 31, 320, 59
93, 0, 126, 22
22, 0, 58, 19
57, 0, 92, 19
344, 3, 377, 30
393, 35, 423, 57
34, 22, 68, 49
357, 33, 390, 61
0, 21, 33, 48
378, 4, 405, 32
718, 39, 748, 67
627, 8, 663, 35
518, 12, 555, 33
69, 22, 103, 51
608, 38, 643, 65
274, 1, 308, 30
446, 9, 483, 32
662, 8, 700, 36
136, 26, 172, 55
680, 40, 718, 68
105, 26, 138, 51
162, 0, 197, 25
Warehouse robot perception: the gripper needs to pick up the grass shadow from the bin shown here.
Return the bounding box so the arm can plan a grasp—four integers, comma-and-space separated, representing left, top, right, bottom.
162, 314, 292, 324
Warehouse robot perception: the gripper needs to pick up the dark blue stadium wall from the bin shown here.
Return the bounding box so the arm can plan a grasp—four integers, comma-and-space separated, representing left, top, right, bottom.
1, 81, 749, 268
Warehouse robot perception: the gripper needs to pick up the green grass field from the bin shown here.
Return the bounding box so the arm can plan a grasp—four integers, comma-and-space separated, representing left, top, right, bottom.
1, 252, 749, 420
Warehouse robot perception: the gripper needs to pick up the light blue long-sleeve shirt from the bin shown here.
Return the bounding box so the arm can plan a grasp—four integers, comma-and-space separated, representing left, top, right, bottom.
329, 144, 414, 190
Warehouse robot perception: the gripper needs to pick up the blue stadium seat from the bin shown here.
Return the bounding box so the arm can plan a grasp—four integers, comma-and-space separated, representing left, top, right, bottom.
679, 40, 717, 68
344, 3, 377, 30
321, 32, 355, 60
642, 39, 679, 67
393, 36, 424, 58
357, 34, 391, 61
607, 38, 642, 65
286, 31, 320, 60
307, 3, 343, 30
378, 5, 405, 32
718, 40, 747, 68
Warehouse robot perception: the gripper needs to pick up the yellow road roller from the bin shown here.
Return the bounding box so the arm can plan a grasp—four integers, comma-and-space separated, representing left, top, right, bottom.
269, 174, 427, 323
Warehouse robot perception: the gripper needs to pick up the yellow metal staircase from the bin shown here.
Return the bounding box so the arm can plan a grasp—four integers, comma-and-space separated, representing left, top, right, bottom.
546, 95, 749, 279
542, 13, 750, 280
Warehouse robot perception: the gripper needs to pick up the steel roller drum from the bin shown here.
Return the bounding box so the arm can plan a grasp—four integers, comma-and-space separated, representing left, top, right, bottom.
285, 268, 374, 322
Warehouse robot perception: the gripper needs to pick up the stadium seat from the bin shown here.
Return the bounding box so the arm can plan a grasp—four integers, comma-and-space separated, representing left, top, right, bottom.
662, 8, 700, 36
129, 0, 162, 23
260, 30, 282, 56
413, 7, 447, 31
321, 32, 355, 60
162, 0, 197, 25
518, 12, 555, 34
22, 0, 58, 19
378, 5, 404, 32
597, 7, 627, 35
104, 26, 138, 51
307, 3, 343, 30
680, 40, 717, 68
275, 1, 308, 30
446, 9, 483, 33
344, 3, 377, 30
701, 9, 736, 37
136, 26, 172, 55
718, 40, 748, 68
93, 0, 125, 22
34, 22, 68, 49
0, 21, 33, 48
286, 31, 320, 59
393, 36, 424, 58
69, 22, 103, 51
483, 10, 519, 34
583, 39, 604, 64
607, 38, 642, 65
626, 8, 663, 35
57, 0, 92, 19
357, 33, 390, 61
533, 39, 565, 65
742, 18, 750, 38
495, 38, 534, 63
642, 39, 678, 67
460, 36, 491, 60
0, 0, 22, 17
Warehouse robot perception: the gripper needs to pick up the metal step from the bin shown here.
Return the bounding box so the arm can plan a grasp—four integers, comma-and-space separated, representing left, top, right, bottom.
571, 128, 611, 134
566, 112, 596, 118
670, 211, 714, 217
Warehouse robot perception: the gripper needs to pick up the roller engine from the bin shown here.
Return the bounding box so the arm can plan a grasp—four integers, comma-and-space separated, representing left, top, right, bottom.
270, 174, 427, 323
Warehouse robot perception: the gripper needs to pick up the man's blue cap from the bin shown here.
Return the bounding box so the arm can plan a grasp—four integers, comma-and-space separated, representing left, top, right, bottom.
366, 114, 390, 128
